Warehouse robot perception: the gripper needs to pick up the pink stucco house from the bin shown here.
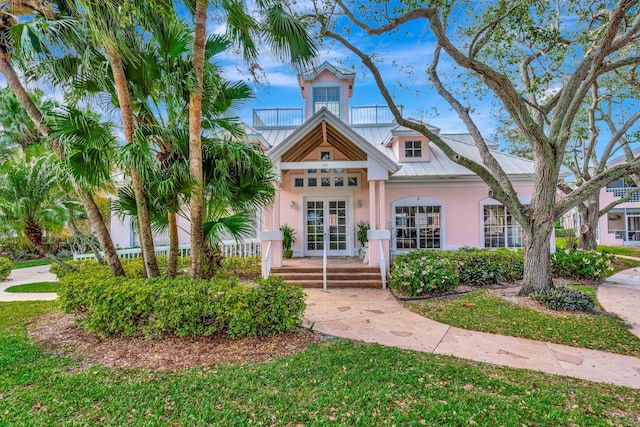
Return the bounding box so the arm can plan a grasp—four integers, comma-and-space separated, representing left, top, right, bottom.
109, 62, 540, 282
597, 152, 640, 246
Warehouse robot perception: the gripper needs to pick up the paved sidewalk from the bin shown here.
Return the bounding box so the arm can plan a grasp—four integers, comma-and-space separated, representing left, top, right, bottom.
0, 265, 58, 302
599, 267, 640, 339
304, 288, 640, 389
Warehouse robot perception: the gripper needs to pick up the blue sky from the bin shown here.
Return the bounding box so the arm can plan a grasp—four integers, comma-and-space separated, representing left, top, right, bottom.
214, 13, 501, 140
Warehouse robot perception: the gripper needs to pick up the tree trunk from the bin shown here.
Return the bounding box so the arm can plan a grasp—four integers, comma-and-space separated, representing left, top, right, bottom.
68, 209, 105, 265
76, 189, 126, 276
106, 44, 160, 278
519, 159, 556, 295
24, 222, 77, 272
0, 50, 125, 276
578, 195, 599, 250
189, 0, 208, 279
167, 207, 179, 279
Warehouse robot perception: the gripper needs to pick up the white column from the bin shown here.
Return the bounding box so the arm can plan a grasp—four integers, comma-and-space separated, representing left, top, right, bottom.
369, 180, 377, 229
378, 180, 386, 230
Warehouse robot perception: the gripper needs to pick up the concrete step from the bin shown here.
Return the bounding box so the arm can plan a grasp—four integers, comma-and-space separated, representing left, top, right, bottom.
288, 279, 383, 288
271, 266, 380, 274
273, 272, 381, 281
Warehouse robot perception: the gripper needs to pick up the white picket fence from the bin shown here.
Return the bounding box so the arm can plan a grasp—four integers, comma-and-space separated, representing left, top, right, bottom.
73, 240, 262, 261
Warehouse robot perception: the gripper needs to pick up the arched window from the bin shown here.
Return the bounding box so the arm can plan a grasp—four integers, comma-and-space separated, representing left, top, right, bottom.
392, 196, 444, 251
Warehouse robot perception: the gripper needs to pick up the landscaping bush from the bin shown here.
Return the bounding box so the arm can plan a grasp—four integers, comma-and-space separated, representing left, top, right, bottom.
456, 248, 524, 285
551, 249, 614, 281
391, 248, 523, 293
0, 256, 12, 280
219, 256, 261, 280
390, 255, 460, 296
531, 286, 596, 312
58, 268, 306, 338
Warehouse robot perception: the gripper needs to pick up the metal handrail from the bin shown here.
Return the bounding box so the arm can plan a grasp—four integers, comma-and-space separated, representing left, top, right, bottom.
323, 231, 328, 291
262, 241, 272, 279
379, 240, 386, 289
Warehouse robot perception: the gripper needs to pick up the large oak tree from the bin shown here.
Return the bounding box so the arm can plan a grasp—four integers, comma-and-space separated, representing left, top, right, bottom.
313, 0, 640, 294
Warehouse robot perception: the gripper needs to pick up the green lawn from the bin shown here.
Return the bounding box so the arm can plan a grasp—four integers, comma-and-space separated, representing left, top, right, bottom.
12, 258, 72, 269
406, 290, 640, 357
0, 302, 638, 426
4, 281, 60, 293
598, 245, 640, 257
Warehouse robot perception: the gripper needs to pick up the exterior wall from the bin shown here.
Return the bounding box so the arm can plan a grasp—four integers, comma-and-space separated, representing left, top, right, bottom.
384, 182, 534, 251
391, 136, 430, 162
109, 209, 193, 249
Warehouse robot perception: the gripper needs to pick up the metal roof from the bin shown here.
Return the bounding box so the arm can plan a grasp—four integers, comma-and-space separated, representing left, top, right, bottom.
252, 120, 537, 179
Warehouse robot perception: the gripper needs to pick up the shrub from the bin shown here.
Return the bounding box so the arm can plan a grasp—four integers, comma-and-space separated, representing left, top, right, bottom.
390, 255, 460, 296
0, 257, 12, 280
455, 248, 524, 285
531, 286, 596, 312
58, 269, 306, 338
219, 256, 261, 280
551, 249, 614, 281
392, 248, 523, 291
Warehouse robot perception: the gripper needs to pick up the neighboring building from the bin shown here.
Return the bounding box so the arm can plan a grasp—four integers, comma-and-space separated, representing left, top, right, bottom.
109, 62, 542, 271
598, 152, 640, 246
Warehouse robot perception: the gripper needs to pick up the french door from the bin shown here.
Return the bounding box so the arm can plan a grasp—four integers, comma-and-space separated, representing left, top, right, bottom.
305, 198, 349, 256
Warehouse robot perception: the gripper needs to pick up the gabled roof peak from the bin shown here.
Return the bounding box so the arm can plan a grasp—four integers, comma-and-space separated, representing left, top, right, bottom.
297, 61, 356, 81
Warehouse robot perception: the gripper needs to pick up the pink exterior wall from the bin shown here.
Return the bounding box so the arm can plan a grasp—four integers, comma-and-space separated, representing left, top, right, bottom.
383, 184, 534, 250
390, 136, 430, 162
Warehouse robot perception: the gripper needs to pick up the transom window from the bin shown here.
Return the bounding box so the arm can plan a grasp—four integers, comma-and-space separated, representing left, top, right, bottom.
292, 170, 360, 189
395, 206, 441, 249
404, 140, 422, 158
483, 205, 524, 248
313, 87, 341, 118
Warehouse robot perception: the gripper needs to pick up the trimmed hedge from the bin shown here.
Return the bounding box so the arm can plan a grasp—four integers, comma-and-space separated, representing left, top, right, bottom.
391, 248, 524, 296
390, 247, 614, 297
0, 256, 12, 280
58, 263, 306, 338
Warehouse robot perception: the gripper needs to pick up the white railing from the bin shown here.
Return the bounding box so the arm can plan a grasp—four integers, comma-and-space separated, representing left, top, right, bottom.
262, 241, 272, 279
323, 231, 328, 291
73, 240, 261, 261
606, 186, 640, 203
379, 240, 387, 289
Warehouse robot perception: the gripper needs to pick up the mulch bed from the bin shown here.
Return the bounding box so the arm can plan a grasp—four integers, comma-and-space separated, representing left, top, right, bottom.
27, 314, 321, 371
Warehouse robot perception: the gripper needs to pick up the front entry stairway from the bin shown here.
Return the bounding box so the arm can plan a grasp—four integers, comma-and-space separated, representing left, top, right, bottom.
270, 257, 383, 288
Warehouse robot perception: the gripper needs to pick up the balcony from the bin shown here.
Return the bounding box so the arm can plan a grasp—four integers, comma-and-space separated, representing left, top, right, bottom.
606, 186, 640, 203
253, 108, 304, 128
350, 105, 401, 125
252, 104, 402, 128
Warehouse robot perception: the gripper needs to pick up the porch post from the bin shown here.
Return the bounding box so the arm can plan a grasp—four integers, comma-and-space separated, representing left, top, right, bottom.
368, 180, 379, 267
378, 180, 390, 272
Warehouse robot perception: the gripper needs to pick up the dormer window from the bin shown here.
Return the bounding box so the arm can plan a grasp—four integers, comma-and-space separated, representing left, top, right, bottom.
405, 140, 422, 158
313, 87, 341, 118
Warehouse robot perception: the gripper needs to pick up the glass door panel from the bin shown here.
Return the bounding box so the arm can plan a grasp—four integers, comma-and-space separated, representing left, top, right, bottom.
305, 199, 349, 256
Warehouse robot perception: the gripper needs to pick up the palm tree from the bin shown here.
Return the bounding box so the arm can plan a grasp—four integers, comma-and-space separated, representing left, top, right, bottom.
183, 0, 317, 278
0, 155, 76, 270
73, 0, 166, 278
0, 0, 125, 276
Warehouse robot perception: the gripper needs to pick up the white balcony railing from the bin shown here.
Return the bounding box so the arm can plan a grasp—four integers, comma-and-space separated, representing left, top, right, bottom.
606, 186, 640, 203
73, 240, 261, 261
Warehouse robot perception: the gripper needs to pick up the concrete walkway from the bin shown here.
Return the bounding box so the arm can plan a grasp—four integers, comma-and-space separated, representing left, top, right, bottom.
0, 265, 58, 302
304, 287, 640, 389
599, 267, 640, 339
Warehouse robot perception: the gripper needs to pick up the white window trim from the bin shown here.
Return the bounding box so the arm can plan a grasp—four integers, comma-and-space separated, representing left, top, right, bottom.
312, 85, 342, 119
404, 140, 422, 158
391, 196, 446, 253
479, 197, 530, 249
